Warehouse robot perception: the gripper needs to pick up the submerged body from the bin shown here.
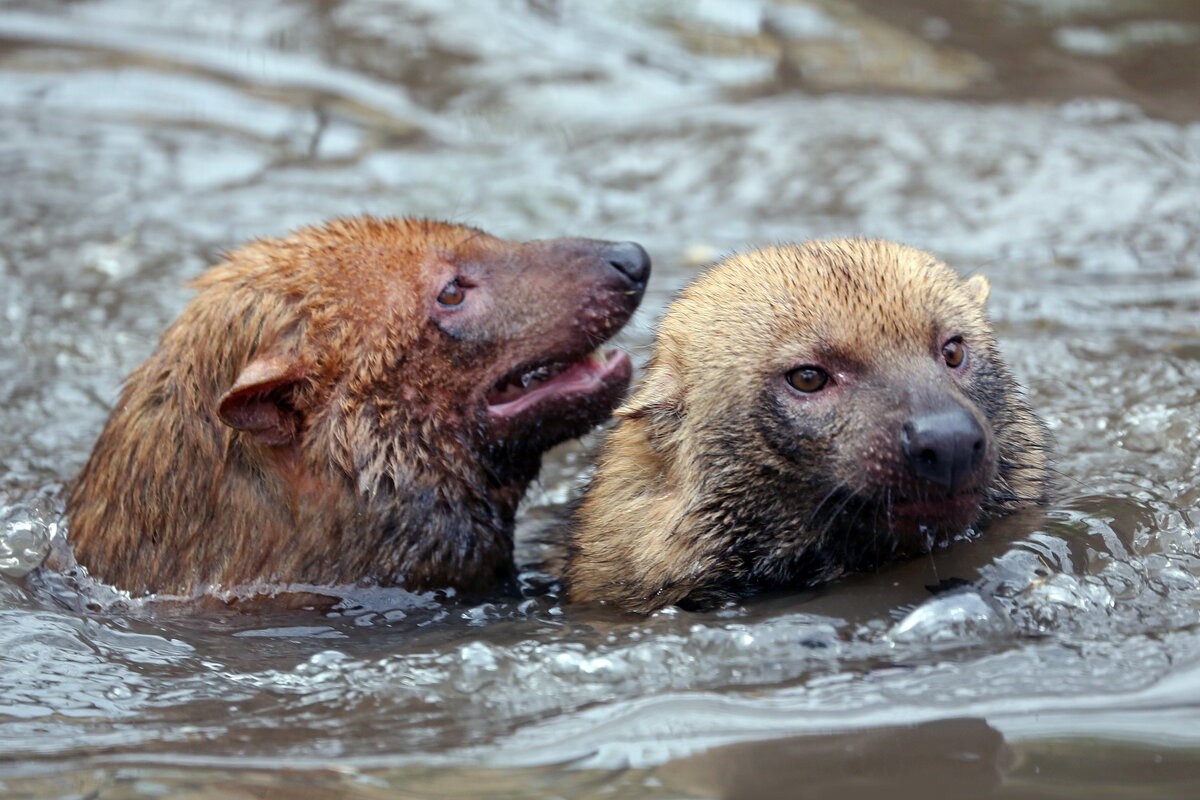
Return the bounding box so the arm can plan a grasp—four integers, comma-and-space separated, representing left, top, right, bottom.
65, 217, 649, 599
566, 240, 1050, 613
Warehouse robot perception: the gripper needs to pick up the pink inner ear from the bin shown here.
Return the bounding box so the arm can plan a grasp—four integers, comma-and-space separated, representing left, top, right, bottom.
218, 356, 303, 446
219, 393, 296, 446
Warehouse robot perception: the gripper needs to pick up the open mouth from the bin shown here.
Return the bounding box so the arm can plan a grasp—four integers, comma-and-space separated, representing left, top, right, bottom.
486, 348, 632, 420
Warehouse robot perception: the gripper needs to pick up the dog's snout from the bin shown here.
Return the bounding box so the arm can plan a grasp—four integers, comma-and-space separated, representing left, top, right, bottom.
901, 405, 987, 491
603, 242, 651, 286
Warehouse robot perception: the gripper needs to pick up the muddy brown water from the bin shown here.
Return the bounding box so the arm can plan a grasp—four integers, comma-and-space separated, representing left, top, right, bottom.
2, 1, 1199, 797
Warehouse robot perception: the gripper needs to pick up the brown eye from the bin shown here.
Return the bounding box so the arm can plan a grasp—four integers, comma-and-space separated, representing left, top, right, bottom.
786, 367, 829, 393
942, 337, 965, 368
437, 279, 465, 307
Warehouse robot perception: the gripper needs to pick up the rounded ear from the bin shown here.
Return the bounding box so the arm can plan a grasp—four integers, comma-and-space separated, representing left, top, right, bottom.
617, 354, 683, 422
217, 355, 307, 446
964, 274, 990, 306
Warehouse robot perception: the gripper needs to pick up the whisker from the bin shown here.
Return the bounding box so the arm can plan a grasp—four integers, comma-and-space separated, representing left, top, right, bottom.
814, 489, 858, 545
804, 485, 846, 531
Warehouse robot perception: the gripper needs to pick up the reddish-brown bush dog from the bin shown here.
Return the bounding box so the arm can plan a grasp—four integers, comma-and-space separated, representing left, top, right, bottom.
565, 240, 1049, 613
66, 217, 649, 599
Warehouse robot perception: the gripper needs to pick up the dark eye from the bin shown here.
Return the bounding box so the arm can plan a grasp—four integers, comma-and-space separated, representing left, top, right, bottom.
942, 337, 965, 368
437, 279, 465, 308
786, 367, 829, 393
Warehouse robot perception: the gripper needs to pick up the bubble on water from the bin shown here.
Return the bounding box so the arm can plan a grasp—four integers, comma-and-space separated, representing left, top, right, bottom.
294, 650, 351, 680
452, 641, 502, 693
1120, 403, 1182, 454
888, 590, 1014, 645
1013, 572, 1116, 633
1097, 559, 1144, 600
462, 603, 503, 625
1149, 562, 1199, 594
105, 684, 134, 700
458, 641, 498, 669
0, 500, 58, 577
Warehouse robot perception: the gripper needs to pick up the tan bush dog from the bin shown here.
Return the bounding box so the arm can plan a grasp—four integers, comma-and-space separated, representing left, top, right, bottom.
565, 240, 1050, 613
66, 217, 650, 599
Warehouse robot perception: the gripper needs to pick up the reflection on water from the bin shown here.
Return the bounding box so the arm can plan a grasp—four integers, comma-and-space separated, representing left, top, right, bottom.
1, 0, 1199, 797
660, 718, 1011, 799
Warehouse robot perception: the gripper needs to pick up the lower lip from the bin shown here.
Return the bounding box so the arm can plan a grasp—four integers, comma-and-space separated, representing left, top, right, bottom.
881, 494, 983, 547
889, 493, 981, 520
486, 349, 631, 419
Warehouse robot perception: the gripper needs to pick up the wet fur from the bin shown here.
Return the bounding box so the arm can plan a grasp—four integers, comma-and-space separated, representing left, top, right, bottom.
66, 217, 641, 599
565, 240, 1051, 613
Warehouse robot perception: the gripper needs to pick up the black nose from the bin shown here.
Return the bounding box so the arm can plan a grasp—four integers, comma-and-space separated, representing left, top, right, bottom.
902, 405, 987, 491
603, 242, 651, 286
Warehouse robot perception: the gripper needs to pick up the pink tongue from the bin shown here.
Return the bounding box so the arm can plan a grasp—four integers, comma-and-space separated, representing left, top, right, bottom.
487, 351, 626, 419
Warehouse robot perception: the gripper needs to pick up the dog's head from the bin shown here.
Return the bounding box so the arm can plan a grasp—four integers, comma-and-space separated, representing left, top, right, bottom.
619, 240, 1046, 565
205, 217, 649, 492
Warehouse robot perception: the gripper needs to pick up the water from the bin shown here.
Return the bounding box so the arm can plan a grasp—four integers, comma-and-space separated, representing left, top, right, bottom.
2, 0, 1199, 796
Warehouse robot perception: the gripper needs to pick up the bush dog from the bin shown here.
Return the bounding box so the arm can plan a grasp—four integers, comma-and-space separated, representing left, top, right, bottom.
66, 217, 649, 599
566, 240, 1050, 613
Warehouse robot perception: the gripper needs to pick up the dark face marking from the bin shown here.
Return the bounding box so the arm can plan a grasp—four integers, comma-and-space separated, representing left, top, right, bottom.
752, 324, 998, 570
339, 232, 649, 498
565, 239, 1052, 614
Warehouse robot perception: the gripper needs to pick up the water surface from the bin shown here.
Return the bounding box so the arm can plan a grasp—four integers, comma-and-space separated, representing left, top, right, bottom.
1, 1, 1199, 797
